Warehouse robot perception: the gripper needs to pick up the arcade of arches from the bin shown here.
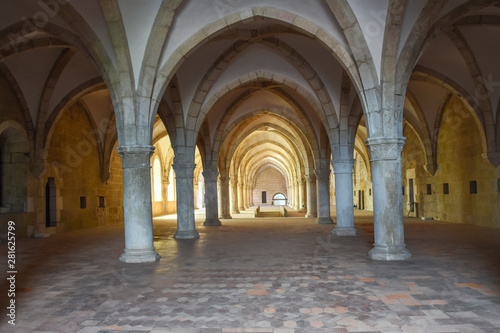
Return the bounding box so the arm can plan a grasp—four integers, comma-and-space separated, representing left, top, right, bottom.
1, 1, 500, 265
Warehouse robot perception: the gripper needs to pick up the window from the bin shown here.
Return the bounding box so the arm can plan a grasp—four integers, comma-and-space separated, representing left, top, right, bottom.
497, 179, 500, 194
262, 191, 267, 203
45, 177, 57, 227
443, 183, 449, 195
98, 196, 105, 208
153, 158, 162, 202
272, 193, 287, 206
168, 167, 175, 201
426, 184, 432, 195
470, 181, 477, 194
80, 196, 86, 209
402, 186, 405, 196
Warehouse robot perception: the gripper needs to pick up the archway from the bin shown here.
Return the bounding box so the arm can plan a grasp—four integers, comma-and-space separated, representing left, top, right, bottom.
272, 193, 287, 206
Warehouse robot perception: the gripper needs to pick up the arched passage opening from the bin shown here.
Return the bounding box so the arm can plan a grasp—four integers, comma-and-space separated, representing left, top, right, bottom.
272, 193, 287, 206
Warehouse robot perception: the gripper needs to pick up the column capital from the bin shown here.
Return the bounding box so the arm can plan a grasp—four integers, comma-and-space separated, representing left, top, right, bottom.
172, 162, 196, 178
332, 159, 355, 174
365, 137, 405, 161
117, 145, 155, 168
202, 169, 219, 182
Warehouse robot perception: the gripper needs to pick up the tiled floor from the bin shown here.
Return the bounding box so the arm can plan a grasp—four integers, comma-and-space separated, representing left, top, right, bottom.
2, 207, 500, 333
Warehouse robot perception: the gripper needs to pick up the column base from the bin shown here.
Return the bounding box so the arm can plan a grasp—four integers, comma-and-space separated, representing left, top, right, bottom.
305, 213, 317, 218
174, 230, 200, 239
316, 217, 333, 224
119, 248, 160, 263
204, 218, 222, 226
298, 208, 306, 212
368, 244, 411, 261
238, 206, 246, 211
220, 214, 232, 219
332, 226, 358, 236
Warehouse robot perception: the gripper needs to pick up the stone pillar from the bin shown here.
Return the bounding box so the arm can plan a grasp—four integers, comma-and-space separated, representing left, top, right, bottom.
243, 184, 249, 209
305, 174, 317, 218
173, 162, 200, 239
287, 185, 292, 207
219, 174, 232, 219
203, 169, 221, 226
162, 179, 169, 214
230, 179, 240, 214
366, 137, 411, 260
298, 178, 305, 212
315, 168, 333, 224
238, 182, 245, 211
117, 145, 160, 263
249, 184, 254, 206
292, 182, 298, 209
331, 159, 358, 236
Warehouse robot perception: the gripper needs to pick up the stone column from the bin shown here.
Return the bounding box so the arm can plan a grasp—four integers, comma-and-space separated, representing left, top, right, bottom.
230, 179, 240, 214
331, 159, 358, 236
117, 145, 160, 263
162, 179, 169, 214
249, 184, 254, 206
366, 137, 411, 260
292, 182, 298, 209
238, 182, 245, 211
305, 174, 317, 218
287, 185, 292, 207
219, 174, 232, 219
173, 162, 200, 239
315, 168, 333, 224
203, 169, 221, 226
298, 178, 305, 212
243, 184, 249, 209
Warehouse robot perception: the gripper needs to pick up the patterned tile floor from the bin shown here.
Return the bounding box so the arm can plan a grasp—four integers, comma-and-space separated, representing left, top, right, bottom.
2, 207, 500, 333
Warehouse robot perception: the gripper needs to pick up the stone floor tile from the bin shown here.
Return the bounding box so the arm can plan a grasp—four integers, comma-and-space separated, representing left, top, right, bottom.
2, 211, 500, 332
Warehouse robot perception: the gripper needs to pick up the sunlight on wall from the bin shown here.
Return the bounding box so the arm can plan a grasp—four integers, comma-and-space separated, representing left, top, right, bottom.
153, 158, 162, 202
168, 167, 175, 201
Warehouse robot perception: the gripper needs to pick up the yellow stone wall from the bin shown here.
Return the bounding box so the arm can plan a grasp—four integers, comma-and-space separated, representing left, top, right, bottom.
352, 152, 373, 211
252, 167, 288, 205
41, 103, 123, 234
402, 96, 500, 226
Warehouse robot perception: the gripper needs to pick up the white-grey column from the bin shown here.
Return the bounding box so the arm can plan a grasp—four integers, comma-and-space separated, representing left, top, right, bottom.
230, 179, 240, 214
305, 174, 317, 218
117, 145, 160, 263
173, 162, 199, 239
203, 169, 221, 226
331, 159, 358, 236
219, 174, 232, 219
315, 168, 333, 224
366, 137, 411, 260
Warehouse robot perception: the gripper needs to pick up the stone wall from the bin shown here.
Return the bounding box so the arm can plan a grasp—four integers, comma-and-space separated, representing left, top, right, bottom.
402, 96, 500, 226
352, 152, 373, 211
252, 167, 288, 205
40, 103, 123, 234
